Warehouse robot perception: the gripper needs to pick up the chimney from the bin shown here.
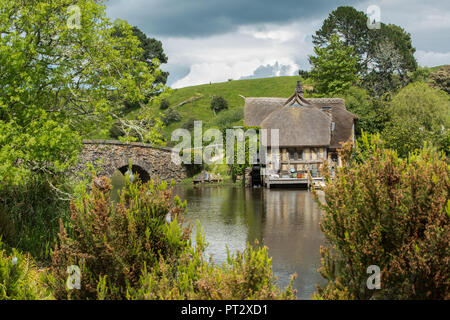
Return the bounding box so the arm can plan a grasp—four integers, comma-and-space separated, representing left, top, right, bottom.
295, 81, 304, 97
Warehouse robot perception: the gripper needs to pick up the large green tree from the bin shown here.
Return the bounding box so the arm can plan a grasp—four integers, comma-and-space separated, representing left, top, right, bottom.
313, 6, 417, 96
0, 0, 165, 186
112, 25, 169, 98
309, 34, 358, 95
382, 82, 449, 157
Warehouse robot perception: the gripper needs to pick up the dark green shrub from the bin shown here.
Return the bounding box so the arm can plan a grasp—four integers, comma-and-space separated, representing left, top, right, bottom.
109, 121, 125, 139
162, 108, 181, 126
182, 118, 196, 131
210, 96, 228, 115
313, 134, 449, 299
0, 239, 52, 300
211, 108, 243, 130
159, 99, 170, 110
429, 65, 450, 94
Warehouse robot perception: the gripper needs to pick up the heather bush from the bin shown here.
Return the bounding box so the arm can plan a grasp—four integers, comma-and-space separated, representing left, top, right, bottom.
126, 233, 296, 300
50, 176, 294, 300
313, 133, 449, 299
49, 176, 190, 299
0, 239, 52, 300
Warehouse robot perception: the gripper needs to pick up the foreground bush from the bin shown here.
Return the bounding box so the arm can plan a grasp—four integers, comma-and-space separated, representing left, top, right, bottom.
314, 134, 449, 300
0, 175, 71, 261
127, 238, 295, 300
0, 239, 52, 300
50, 176, 294, 300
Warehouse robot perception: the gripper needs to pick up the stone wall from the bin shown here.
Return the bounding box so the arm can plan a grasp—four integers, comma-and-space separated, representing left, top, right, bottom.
74, 140, 186, 183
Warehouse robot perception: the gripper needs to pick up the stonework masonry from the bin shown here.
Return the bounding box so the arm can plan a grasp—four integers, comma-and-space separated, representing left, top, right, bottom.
74, 140, 186, 183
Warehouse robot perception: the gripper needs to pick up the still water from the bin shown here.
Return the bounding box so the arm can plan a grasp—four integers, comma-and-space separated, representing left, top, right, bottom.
173, 185, 327, 300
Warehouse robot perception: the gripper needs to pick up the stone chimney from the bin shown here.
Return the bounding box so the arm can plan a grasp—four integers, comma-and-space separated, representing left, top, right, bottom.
295, 81, 304, 97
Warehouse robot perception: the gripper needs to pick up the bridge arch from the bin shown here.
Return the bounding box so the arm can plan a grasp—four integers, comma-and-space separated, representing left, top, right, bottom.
118, 164, 151, 183
74, 140, 187, 183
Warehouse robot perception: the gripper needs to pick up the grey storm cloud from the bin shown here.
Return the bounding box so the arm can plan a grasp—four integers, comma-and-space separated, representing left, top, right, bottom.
106, 0, 359, 37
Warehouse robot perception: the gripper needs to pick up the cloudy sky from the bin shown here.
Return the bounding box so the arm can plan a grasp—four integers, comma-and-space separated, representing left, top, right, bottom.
105, 0, 450, 88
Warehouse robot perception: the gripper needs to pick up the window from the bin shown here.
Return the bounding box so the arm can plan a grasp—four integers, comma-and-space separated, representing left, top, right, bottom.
331, 153, 338, 163
288, 149, 296, 160
331, 121, 335, 132
288, 149, 303, 160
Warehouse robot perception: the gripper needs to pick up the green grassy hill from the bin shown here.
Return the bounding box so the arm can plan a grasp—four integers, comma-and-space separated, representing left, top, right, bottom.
151, 76, 308, 142
93, 64, 448, 144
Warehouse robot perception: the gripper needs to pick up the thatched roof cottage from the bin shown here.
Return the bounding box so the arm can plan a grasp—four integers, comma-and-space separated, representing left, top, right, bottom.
244, 81, 357, 186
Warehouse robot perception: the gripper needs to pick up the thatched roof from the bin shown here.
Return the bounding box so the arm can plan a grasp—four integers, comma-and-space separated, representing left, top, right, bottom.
244, 97, 285, 126
244, 82, 358, 149
261, 104, 331, 147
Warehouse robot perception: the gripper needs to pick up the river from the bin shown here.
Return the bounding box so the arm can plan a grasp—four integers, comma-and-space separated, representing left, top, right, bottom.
173, 185, 327, 300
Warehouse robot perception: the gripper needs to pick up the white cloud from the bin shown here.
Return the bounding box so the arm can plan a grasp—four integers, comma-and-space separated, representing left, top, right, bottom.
167, 21, 318, 88
415, 50, 450, 67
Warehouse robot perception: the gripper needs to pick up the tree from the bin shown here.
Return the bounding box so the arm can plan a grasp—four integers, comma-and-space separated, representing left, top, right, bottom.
210, 96, 228, 116
162, 107, 181, 126
429, 65, 450, 94
382, 82, 450, 157
298, 69, 310, 79
313, 134, 449, 300
0, 0, 165, 186
309, 35, 358, 95
113, 25, 169, 95
313, 6, 417, 96
338, 86, 387, 136
159, 98, 170, 110
364, 24, 418, 96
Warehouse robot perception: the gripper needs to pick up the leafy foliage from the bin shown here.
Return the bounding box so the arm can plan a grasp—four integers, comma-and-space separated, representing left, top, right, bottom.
338, 86, 387, 136
313, 6, 417, 96
210, 96, 229, 116
49, 176, 293, 300
309, 35, 358, 95
429, 65, 450, 94
313, 134, 449, 299
127, 239, 296, 300
159, 98, 171, 110
382, 82, 450, 157
162, 108, 181, 126
49, 176, 189, 299
0, 0, 165, 185
0, 239, 52, 300
0, 175, 71, 261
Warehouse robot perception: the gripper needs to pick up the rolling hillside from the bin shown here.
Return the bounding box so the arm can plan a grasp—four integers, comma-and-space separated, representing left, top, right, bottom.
93, 65, 448, 144
150, 76, 310, 141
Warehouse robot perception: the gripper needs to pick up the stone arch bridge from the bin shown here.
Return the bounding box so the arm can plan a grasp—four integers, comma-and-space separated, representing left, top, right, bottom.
74, 140, 186, 183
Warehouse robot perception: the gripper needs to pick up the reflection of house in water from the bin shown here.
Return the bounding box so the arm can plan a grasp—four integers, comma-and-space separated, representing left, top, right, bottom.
259, 189, 326, 298
244, 81, 358, 188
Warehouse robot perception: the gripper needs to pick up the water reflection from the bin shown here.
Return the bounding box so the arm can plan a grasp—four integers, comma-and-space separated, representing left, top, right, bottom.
173, 185, 327, 300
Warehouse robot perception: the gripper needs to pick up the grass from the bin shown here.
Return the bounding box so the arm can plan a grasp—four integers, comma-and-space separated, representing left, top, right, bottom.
0, 176, 71, 264
87, 75, 310, 143
157, 76, 308, 138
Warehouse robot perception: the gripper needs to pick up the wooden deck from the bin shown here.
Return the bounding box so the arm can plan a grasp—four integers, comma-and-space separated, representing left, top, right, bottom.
265, 177, 325, 189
